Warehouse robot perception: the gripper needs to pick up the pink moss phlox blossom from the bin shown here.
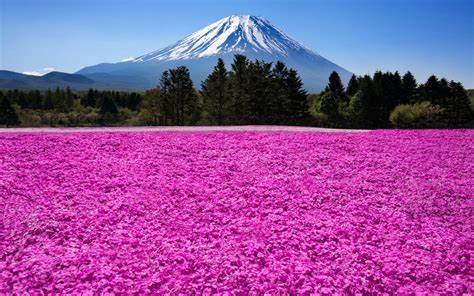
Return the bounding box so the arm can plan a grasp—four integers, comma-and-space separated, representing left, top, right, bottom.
0, 130, 472, 293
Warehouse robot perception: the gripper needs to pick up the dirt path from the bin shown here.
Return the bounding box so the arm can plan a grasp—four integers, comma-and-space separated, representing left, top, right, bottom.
0, 125, 370, 133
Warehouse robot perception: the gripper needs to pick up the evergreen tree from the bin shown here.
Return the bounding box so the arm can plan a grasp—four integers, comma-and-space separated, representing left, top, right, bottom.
127, 93, 142, 111
169, 66, 199, 125
81, 89, 96, 107
444, 81, 473, 127
58, 86, 74, 112
229, 54, 249, 123
346, 74, 359, 97
42, 89, 55, 110
54, 87, 63, 110
372, 71, 399, 126
201, 58, 231, 125
375, 71, 403, 125
327, 71, 345, 94
17, 91, 29, 109
0, 93, 19, 126
320, 71, 347, 125
421, 75, 443, 105
391, 71, 403, 106
285, 68, 309, 125
438, 78, 451, 107
158, 70, 173, 124
349, 75, 377, 128
401, 71, 417, 103
29, 90, 42, 109
246, 60, 273, 124
271, 61, 290, 123
10, 90, 19, 105
99, 95, 118, 124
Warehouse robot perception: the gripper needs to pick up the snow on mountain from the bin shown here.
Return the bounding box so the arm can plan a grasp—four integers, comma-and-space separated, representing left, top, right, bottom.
133, 15, 319, 62
77, 15, 352, 92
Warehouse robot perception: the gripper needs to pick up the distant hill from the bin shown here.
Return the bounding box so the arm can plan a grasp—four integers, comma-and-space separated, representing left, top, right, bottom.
0, 70, 97, 90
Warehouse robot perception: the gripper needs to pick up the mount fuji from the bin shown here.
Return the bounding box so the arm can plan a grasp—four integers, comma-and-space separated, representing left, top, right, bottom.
77, 15, 352, 92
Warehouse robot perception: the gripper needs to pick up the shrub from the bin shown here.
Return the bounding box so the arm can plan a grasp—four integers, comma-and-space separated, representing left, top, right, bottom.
389, 101, 444, 128
17, 109, 41, 127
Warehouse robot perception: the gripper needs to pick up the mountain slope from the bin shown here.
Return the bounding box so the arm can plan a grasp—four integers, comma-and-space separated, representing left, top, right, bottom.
133, 15, 320, 61
77, 15, 352, 92
0, 70, 97, 90
42, 71, 95, 84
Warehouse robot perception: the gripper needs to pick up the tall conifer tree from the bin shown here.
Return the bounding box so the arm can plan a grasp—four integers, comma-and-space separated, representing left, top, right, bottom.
201, 58, 231, 125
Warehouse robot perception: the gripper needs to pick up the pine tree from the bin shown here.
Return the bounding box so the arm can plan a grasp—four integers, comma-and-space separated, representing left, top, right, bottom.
99, 95, 118, 125
0, 93, 19, 126
391, 71, 403, 106
350, 75, 377, 128
246, 60, 273, 124
42, 89, 55, 110
285, 68, 309, 125
229, 54, 249, 124
401, 71, 417, 104
169, 66, 199, 125
58, 87, 74, 112
81, 89, 96, 107
31, 90, 42, 109
421, 75, 443, 105
444, 81, 473, 127
346, 74, 359, 97
320, 71, 347, 125
328, 71, 345, 94
17, 92, 29, 109
127, 93, 141, 111
271, 61, 290, 123
54, 87, 63, 110
438, 78, 451, 107
374, 71, 403, 126
158, 70, 173, 124
201, 58, 231, 125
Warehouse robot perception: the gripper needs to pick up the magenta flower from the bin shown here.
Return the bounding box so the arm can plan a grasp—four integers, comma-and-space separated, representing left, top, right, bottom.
0, 130, 472, 294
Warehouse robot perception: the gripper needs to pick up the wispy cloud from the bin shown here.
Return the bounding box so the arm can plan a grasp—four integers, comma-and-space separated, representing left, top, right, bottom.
22, 71, 43, 76
43, 67, 55, 72
121, 57, 134, 62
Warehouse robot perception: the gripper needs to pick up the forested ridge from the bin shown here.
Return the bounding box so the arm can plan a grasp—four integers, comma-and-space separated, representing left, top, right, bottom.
1, 54, 472, 128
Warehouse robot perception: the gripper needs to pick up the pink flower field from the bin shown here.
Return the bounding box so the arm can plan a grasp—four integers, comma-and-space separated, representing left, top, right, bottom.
0, 129, 472, 294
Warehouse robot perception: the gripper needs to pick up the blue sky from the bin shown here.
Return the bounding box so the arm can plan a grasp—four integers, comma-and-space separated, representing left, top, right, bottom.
1, 0, 473, 87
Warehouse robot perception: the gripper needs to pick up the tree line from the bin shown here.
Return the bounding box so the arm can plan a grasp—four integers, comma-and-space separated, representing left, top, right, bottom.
0, 88, 142, 126
0, 54, 472, 128
138, 55, 310, 126
312, 71, 473, 128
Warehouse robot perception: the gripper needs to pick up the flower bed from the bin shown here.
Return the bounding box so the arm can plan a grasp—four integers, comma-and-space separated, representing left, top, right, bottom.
0, 130, 472, 293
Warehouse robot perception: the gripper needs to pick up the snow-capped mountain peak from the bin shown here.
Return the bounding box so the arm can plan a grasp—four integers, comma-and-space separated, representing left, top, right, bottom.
133, 15, 317, 62
77, 15, 352, 92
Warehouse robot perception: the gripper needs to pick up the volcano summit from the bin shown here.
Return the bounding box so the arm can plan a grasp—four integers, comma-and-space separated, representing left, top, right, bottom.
77, 15, 352, 92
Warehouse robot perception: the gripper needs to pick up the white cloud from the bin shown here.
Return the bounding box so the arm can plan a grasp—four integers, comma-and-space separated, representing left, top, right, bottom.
22, 71, 42, 76
121, 57, 135, 62
43, 67, 55, 72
